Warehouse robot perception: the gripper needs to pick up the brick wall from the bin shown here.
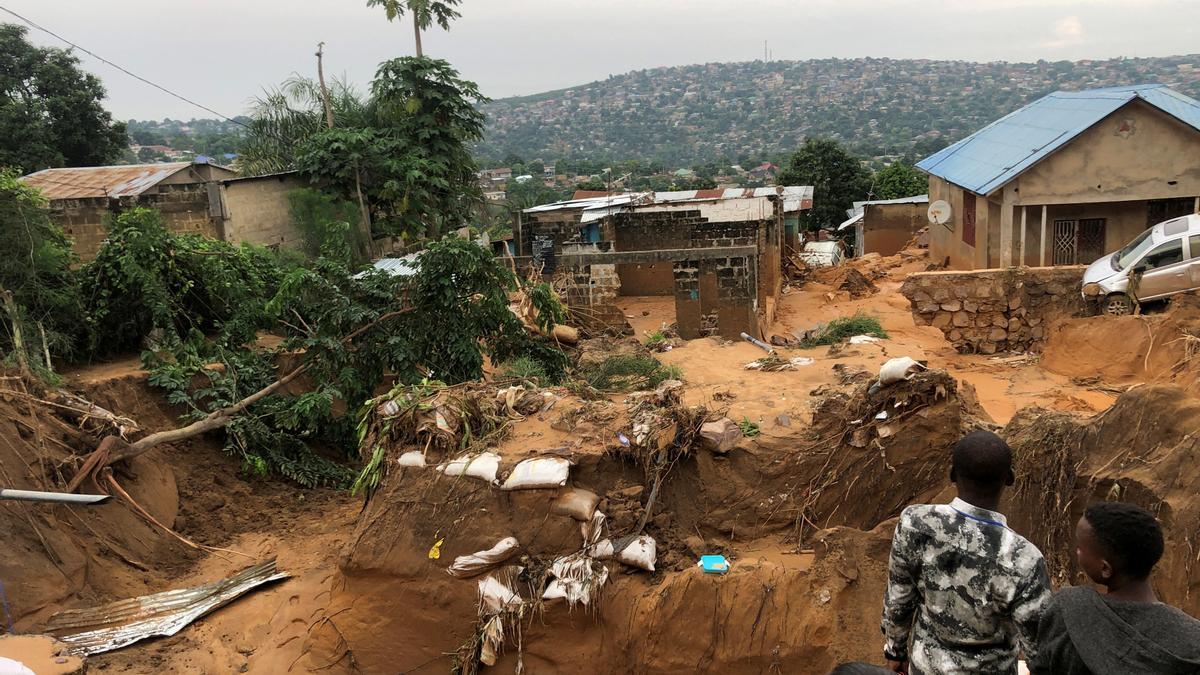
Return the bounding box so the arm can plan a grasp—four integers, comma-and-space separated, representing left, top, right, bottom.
673, 255, 757, 339
50, 185, 217, 262
901, 266, 1086, 353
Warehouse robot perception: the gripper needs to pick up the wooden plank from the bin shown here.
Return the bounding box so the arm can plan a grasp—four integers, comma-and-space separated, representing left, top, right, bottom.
1019, 206, 1027, 267
999, 203, 1014, 267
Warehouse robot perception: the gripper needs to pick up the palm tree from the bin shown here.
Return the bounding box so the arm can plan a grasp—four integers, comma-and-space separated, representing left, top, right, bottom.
365, 0, 461, 57
238, 75, 369, 175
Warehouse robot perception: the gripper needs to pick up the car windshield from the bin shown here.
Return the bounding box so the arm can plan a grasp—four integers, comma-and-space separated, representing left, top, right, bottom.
1113, 229, 1156, 271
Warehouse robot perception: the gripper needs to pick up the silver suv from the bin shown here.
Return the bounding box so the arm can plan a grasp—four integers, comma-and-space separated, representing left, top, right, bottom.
1082, 214, 1200, 315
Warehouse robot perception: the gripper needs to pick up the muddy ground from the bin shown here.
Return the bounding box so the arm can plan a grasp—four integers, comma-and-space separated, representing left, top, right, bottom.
2, 247, 1199, 674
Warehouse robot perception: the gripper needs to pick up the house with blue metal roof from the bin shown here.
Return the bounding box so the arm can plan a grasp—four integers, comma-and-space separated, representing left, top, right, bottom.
917, 84, 1200, 270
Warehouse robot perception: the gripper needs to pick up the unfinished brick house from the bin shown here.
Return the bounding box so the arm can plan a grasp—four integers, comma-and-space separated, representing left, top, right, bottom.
517, 187, 813, 339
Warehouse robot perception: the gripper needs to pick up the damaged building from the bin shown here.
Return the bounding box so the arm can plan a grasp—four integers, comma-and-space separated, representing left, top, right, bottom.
516, 187, 813, 340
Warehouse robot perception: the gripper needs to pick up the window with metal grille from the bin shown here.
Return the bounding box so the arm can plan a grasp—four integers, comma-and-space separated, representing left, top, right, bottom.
962, 192, 976, 246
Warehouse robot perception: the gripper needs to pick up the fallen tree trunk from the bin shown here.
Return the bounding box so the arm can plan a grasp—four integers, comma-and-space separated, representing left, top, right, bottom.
68, 308, 413, 490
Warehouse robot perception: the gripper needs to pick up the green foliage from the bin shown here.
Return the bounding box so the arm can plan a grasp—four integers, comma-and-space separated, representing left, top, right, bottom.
286, 188, 363, 263
0, 170, 81, 366
367, 0, 461, 31
873, 162, 927, 200
239, 76, 370, 176
0, 24, 128, 172
738, 417, 761, 437
82, 208, 284, 357
643, 330, 666, 347
499, 356, 548, 384
800, 313, 888, 347
576, 354, 681, 392
777, 138, 872, 231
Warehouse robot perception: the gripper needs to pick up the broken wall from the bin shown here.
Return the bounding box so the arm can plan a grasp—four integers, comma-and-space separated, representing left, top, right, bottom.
901, 266, 1086, 353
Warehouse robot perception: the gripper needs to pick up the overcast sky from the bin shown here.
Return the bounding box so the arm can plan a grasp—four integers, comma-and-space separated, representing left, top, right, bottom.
6, 0, 1199, 120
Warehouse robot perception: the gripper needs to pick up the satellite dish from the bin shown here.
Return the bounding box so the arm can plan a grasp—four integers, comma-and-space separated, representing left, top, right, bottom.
928, 200, 952, 226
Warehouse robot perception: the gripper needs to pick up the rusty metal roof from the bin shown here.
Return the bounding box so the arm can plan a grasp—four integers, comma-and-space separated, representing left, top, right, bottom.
43, 559, 288, 655
20, 162, 193, 200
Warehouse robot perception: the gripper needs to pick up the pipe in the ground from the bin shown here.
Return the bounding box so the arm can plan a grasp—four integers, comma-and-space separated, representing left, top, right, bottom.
0, 489, 111, 505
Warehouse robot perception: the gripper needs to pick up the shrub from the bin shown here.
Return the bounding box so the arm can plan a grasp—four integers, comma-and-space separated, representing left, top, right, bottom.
801, 313, 887, 347
576, 354, 681, 392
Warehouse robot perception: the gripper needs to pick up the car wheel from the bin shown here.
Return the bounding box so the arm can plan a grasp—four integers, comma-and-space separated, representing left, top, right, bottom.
1104, 293, 1134, 316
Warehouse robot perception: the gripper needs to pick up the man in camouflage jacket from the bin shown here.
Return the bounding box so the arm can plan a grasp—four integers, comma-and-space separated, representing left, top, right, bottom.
881, 431, 1051, 674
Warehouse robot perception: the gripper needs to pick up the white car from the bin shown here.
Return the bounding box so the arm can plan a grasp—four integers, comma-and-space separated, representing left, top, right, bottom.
1082, 214, 1200, 315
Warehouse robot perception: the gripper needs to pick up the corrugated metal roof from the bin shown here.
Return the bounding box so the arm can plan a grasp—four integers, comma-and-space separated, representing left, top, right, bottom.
917, 84, 1200, 196
44, 559, 288, 655
841, 194, 929, 230
20, 162, 193, 199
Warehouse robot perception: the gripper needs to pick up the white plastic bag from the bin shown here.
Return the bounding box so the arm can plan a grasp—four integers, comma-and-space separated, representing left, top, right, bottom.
589, 538, 614, 560
581, 510, 607, 548
500, 456, 570, 490
447, 536, 521, 578
478, 570, 524, 614
541, 554, 609, 607
879, 356, 925, 385
613, 535, 657, 572
397, 451, 426, 468
437, 452, 501, 483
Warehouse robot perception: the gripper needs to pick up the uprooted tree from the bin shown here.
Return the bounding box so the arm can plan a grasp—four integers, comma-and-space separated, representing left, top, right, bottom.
65, 207, 568, 492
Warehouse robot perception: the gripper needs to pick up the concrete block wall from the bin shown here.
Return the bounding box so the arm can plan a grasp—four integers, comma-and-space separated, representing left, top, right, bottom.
673, 255, 757, 340
901, 266, 1087, 353
220, 175, 306, 250
50, 186, 216, 262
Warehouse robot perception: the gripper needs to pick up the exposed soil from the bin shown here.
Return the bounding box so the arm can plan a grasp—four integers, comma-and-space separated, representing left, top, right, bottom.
5, 248, 1199, 674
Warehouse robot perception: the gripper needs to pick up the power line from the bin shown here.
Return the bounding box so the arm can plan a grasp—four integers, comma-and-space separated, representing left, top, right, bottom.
0, 4, 251, 129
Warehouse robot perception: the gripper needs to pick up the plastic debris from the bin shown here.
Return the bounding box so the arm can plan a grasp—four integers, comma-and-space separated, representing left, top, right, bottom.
699, 555, 730, 574
477, 570, 524, 615
541, 553, 609, 607
447, 537, 521, 579
745, 356, 814, 371
849, 335, 881, 345
741, 332, 775, 353
582, 511, 607, 549
436, 452, 501, 484
500, 457, 570, 490
427, 537, 444, 560
878, 357, 926, 385
396, 451, 426, 468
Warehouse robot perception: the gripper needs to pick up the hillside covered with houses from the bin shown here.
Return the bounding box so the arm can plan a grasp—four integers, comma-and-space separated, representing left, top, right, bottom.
476, 54, 1200, 166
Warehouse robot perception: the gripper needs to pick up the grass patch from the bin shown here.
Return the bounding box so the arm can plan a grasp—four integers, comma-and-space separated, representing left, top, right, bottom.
800, 312, 887, 347
643, 330, 666, 347
576, 354, 682, 392
499, 356, 549, 384
738, 417, 761, 437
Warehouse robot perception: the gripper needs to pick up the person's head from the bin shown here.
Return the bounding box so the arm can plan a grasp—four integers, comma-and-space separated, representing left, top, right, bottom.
949, 430, 1014, 498
1076, 501, 1164, 586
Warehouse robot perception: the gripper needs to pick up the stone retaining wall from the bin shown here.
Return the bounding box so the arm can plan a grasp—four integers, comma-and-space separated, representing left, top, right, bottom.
901, 266, 1086, 353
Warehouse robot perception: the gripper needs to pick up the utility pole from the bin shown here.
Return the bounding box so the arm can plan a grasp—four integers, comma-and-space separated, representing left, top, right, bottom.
316, 42, 334, 129
316, 42, 373, 260
413, 11, 424, 57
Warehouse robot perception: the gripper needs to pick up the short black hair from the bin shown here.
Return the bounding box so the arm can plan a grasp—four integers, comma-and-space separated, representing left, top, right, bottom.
1084, 501, 1164, 579
951, 430, 1013, 486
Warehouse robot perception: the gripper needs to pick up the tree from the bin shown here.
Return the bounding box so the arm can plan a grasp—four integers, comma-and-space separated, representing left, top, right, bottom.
873, 162, 928, 200
0, 170, 81, 372
366, 0, 461, 57
0, 24, 128, 172
238, 75, 369, 176
777, 138, 872, 231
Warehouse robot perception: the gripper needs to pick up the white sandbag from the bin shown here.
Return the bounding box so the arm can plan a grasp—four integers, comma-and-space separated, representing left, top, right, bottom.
437, 451, 501, 483
541, 554, 610, 607
550, 487, 600, 521
478, 571, 524, 614
397, 451, 426, 467
447, 536, 521, 578
613, 534, 657, 572
589, 538, 614, 560
581, 510, 607, 548
500, 456, 570, 490
849, 334, 881, 344
878, 356, 926, 385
